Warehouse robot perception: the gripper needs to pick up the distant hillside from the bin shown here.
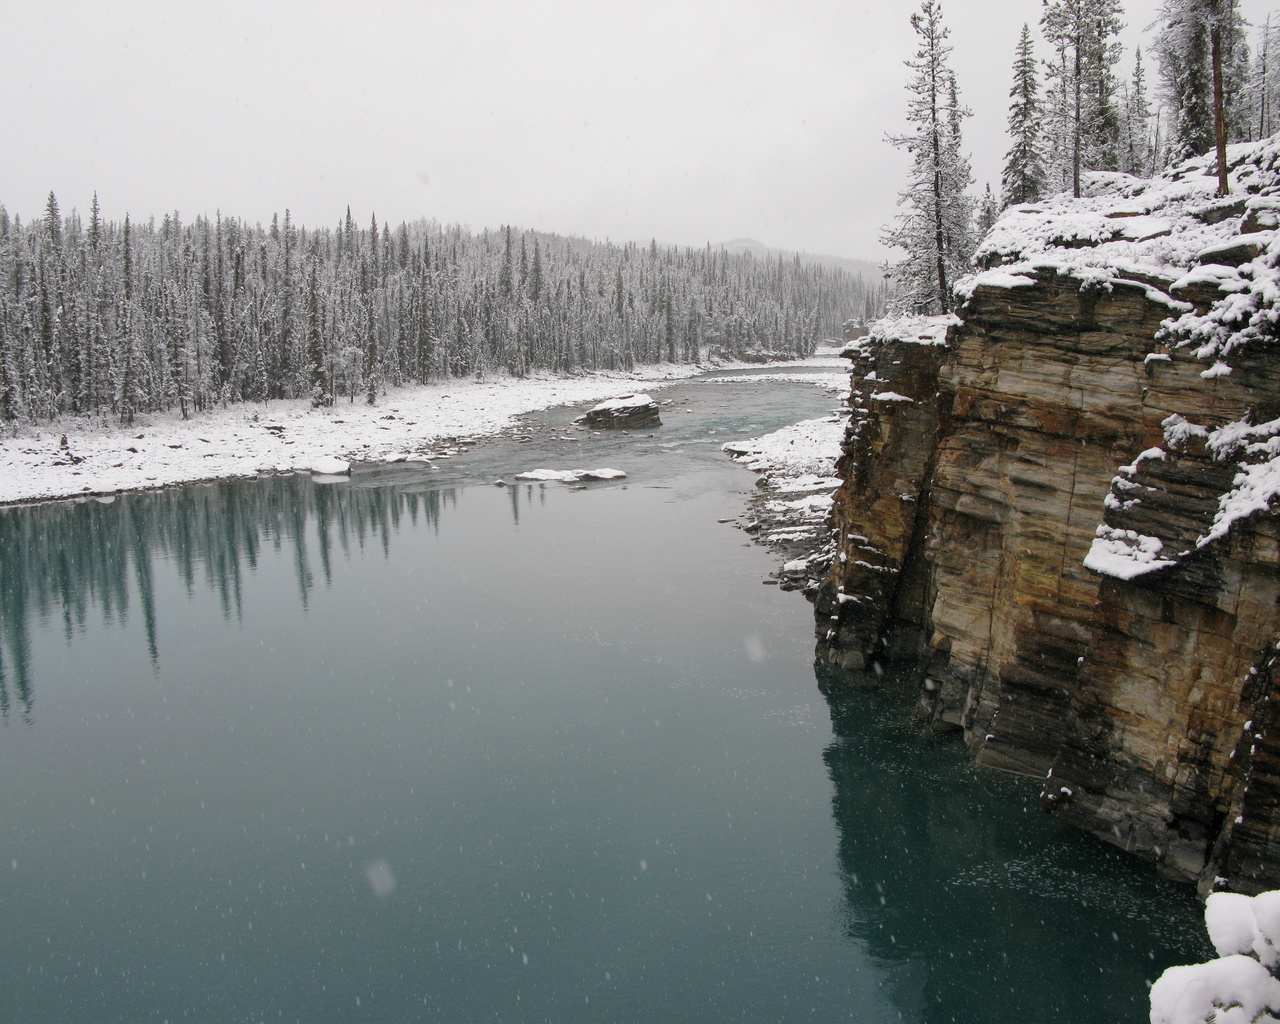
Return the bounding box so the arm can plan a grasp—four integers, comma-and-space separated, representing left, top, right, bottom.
717, 238, 885, 283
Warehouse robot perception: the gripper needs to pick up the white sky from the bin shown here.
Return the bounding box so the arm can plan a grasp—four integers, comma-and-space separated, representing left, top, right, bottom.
3, 0, 1277, 262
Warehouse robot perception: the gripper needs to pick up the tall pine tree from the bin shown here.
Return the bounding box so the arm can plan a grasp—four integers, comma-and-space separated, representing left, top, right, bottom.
1155, 0, 1248, 194
1041, 0, 1125, 197
1002, 23, 1047, 206
975, 184, 1000, 238
1253, 14, 1277, 139
1120, 48, 1154, 176
882, 0, 975, 315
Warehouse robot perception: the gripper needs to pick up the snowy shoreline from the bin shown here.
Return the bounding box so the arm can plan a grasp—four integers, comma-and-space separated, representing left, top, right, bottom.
0, 355, 850, 508
722, 397, 849, 592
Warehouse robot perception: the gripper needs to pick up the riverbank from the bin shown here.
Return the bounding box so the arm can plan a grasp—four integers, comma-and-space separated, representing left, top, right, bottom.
0, 356, 847, 507
723, 404, 848, 593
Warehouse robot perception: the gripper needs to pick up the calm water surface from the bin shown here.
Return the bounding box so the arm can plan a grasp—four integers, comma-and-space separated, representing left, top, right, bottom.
0, 372, 1209, 1023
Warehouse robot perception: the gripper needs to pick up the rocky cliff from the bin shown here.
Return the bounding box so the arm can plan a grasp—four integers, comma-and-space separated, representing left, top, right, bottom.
816, 140, 1280, 895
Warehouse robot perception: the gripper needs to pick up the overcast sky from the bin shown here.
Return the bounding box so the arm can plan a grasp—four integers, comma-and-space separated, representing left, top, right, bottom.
3, 0, 1276, 262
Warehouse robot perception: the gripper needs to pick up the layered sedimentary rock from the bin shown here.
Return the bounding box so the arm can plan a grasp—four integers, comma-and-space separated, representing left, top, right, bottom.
817, 141, 1280, 893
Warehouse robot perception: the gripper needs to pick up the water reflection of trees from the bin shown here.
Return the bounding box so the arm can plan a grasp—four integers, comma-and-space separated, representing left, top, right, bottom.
0, 475, 455, 719
816, 666, 1209, 1024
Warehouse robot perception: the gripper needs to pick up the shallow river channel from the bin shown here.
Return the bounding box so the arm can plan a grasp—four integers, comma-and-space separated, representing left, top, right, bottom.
0, 369, 1209, 1023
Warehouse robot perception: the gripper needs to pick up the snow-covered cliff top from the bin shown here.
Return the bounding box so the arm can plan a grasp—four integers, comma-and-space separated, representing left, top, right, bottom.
839, 314, 956, 362
852, 138, 1280, 581
965, 138, 1280, 291
962, 139, 1280, 579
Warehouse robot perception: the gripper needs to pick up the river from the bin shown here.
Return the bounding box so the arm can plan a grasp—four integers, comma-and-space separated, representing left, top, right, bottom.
0, 369, 1208, 1023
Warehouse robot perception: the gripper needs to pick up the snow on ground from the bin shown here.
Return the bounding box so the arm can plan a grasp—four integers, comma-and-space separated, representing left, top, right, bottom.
722, 414, 847, 590
0, 354, 848, 507
958, 142, 1280, 318
962, 152, 1267, 287
0, 369, 695, 505
721, 415, 845, 480
0, 372, 680, 505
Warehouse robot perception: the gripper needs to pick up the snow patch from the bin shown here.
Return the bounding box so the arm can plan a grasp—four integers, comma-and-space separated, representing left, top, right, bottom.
1118, 447, 1167, 476
1084, 525, 1176, 580
1163, 414, 1209, 449
954, 270, 1037, 299
702, 372, 850, 393
722, 416, 844, 478
305, 456, 351, 476
0, 365, 702, 506
1198, 417, 1280, 546
765, 493, 833, 514
1201, 457, 1280, 546
513, 468, 626, 483
866, 314, 955, 347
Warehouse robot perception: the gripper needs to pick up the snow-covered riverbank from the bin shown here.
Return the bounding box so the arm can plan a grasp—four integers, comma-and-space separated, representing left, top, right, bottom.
722, 400, 849, 593
0, 356, 850, 507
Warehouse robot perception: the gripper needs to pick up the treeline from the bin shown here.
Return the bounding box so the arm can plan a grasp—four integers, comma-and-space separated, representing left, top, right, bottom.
1000, 0, 1259, 206
887, 0, 1275, 316
0, 196, 879, 424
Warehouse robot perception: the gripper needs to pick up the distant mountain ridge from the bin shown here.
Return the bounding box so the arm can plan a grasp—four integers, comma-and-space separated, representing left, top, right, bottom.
716, 238, 884, 283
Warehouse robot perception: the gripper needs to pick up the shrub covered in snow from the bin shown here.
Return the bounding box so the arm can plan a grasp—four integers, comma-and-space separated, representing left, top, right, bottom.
1151, 890, 1280, 1024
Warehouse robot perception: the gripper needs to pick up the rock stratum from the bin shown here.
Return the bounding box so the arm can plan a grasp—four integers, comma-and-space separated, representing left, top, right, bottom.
816, 140, 1280, 895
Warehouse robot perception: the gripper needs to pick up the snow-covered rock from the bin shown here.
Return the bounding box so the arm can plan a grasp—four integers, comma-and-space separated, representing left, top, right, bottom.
513, 468, 627, 483
723, 415, 844, 591
576, 393, 662, 429
305, 456, 351, 476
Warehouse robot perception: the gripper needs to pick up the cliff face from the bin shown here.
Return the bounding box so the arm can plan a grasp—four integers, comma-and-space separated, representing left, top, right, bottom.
817, 142, 1280, 894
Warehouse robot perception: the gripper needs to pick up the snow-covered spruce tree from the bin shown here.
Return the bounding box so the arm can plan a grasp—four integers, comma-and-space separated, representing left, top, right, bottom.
1002, 23, 1047, 206
1253, 14, 1279, 140
976, 183, 1000, 237
1154, 0, 1250, 192
1041, 0, 1125, 198
882, 0, 975, 315
1151, 890, 1280, 1024
1120, 47, 1154, 176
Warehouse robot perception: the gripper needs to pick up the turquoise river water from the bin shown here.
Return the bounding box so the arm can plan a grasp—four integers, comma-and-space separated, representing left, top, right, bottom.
0, 370, 1209, 1023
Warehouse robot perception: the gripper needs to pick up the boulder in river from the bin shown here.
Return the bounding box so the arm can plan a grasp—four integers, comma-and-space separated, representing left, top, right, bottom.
576, 394, 661, 429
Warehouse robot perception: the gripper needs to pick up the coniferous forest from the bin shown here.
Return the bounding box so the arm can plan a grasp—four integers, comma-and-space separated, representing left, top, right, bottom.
885, 0, 1267, 316
0, 196, 882, 425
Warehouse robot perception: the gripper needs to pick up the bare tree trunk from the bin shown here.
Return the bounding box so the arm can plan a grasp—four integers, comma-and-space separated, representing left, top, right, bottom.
1073, 31, 1083, 198
930, 61, 948, 313
1212, 21, 1230, 196
1260, 14, 1271, 140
